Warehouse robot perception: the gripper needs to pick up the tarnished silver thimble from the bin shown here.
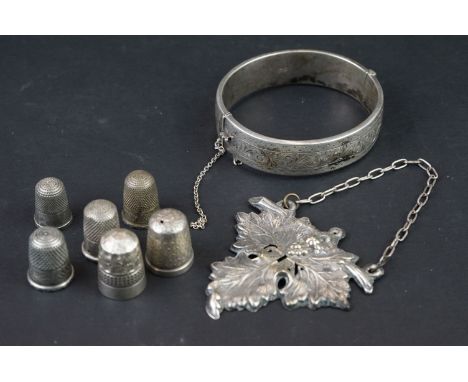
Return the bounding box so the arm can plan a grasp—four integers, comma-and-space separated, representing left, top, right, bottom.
122, 170, 159, 228
145, 208, 194, 277
27, 227, 74, 291
98, 228, 146, 300
34, 177, 72, 229
82, 199, 120, 262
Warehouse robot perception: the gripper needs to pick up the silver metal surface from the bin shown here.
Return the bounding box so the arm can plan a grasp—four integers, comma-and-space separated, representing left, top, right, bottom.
98, 228, 146, 300
215, 50, 384, 176
146, 208, 194, 277
122, 170, 159, 228
288, 158, 439, 273
34, 177, 73, 229
206, 158, 438, 319
206, 197, 379, 319
82, 199, 119, 262
27, 226, 74, 292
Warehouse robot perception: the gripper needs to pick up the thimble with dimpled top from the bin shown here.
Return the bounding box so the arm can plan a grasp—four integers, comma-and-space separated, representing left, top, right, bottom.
98, 228, 146, 300
82, 199, 120, 262
27, 226, 74, 291
122, 170, 159, 228
145, 208, 194, 277
34, 177, 72, 229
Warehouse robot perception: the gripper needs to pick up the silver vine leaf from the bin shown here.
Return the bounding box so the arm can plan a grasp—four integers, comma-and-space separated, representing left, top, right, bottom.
206, 196, 381, 319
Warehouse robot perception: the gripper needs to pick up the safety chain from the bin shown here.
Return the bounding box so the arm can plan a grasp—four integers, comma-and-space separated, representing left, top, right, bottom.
190, 135, 227, 229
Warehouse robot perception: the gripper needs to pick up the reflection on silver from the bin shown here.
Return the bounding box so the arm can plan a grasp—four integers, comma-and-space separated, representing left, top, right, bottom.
145, 208, 194, 277
82, 199, 119, 262
206, 197, 379, 319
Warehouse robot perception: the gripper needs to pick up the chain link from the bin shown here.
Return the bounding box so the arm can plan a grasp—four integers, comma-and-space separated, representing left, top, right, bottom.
286, 158, 438, 273
192, 148, 438, 272
190, 135, 227, 229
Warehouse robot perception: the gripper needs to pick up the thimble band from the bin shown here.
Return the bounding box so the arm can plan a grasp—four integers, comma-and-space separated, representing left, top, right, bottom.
145, 249, 194, 277
28, 262, 72, 280
97, 228, 147, 300
34, 209, 73, 229
98, 266, 145, 288
27, 265, 74, 292
98, 275, 146, 300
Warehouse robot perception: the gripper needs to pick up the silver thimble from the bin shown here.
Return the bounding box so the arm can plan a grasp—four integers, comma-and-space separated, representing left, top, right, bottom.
27, 227, 74, 291
82, 199, 120, 262
122, 170, 159, 228
145, 208, 194, 277
34, 177, 72, 229
98, 228, 146, 300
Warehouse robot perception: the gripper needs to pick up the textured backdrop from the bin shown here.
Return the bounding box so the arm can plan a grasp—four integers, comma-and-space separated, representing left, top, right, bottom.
0, 36, 466, 345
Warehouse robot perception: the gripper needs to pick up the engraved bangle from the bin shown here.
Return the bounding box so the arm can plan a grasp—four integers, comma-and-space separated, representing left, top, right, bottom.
215, 49, 384, 176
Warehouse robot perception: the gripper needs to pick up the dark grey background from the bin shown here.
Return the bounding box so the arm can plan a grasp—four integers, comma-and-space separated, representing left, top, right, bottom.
0, 36, 466, 345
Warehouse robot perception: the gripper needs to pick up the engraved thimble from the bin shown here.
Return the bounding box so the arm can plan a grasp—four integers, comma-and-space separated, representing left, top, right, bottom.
98, 228, 146, 300
145, 208, 194, 277
34, 177, 72, 229
82, 199, 120, 262
122, 170, 159, 228
27, 227, 74, 291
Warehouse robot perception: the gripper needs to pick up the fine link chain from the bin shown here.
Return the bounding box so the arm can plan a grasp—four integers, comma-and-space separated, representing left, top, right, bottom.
284, 158, 438, 273
190, 135, 227, 229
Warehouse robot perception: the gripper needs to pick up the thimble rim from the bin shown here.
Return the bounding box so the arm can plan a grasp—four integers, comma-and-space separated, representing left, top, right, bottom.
145, 250, 194, 277
34, 213, 73, 229
81, 242, 99, 262
27, 265, 74, 292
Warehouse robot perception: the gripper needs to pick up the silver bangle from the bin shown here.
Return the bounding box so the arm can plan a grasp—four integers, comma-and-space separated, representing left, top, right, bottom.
215, 49, 384, 176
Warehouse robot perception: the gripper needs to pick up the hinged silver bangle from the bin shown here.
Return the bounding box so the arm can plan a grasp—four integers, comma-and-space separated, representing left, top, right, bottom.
215, 49, 384, 176
188, 50, 438, 320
